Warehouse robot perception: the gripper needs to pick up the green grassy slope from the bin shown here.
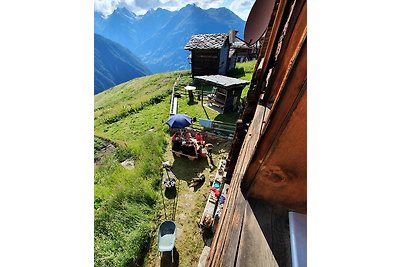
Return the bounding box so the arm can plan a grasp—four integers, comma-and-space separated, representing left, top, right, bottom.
93, 61, 255, 266
228, 60, 257, 97
94, 72, 186, 266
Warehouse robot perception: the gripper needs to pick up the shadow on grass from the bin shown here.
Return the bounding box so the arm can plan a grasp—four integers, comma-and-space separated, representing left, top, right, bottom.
160, 247, 179, 267
171, 156, 210, 187
192, 179, 205, 192
164, 187, 177, 199
227, 67, 245, 78
214, 112, 239, 124
187, 100, 198, 105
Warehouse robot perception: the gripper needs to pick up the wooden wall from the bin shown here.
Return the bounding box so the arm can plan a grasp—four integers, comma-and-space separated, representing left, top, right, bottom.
191, 39, 230, 76
242, 0, 307, 213
191, 49, 220, 76
218, 39, 230, 75
206, 0, 307, 265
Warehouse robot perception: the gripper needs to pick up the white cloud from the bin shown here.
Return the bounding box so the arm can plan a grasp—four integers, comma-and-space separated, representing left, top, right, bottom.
94, 0, 248, 17
229, 0, 255, 20
94, 0, 120, 16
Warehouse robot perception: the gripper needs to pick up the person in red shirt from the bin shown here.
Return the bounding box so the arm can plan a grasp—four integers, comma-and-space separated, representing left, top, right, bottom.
172, 133, 177, 142
171, 132, 181, 151
195, 132, 203, 143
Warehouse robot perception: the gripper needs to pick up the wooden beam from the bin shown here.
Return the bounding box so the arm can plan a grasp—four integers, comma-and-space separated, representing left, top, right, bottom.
207, 0, 308, 265
241, 1, 307, 213
236, 199, 291, 267
247, 86, 307, 213
207, 103, 270, 266
242, 0, 307, 212
265, 0, 307, 102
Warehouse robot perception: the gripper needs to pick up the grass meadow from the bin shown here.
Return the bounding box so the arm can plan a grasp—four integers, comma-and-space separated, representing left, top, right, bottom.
94, 61, 255, 266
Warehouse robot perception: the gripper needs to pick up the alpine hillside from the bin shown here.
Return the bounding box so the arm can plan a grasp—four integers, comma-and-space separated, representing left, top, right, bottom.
94, 34, 151, 94
94, 4, 245, 73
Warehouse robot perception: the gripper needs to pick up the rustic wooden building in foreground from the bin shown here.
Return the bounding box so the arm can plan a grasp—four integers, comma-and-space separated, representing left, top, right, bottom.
194, 74, 249, 113
185, 33, 235, 76
206, 0, 307, 266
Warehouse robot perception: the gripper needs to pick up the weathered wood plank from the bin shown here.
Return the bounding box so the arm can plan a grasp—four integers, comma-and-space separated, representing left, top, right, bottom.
241, 0, 289, 123
207, 103, 270, 266
248, 89, 307, 213
243, 42, 307, 189
236, 201, 280, 267
265, 1, 307, 102
218, 190, 246, 266
241, 2, 307, 203
207, 0, 307, 264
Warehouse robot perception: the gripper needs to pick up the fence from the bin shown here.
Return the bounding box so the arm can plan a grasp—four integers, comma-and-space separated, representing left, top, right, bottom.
169, 75, 181, 115
191, 118, 236, 137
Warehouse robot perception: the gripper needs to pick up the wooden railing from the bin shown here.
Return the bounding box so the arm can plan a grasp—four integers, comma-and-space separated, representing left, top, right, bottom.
169, 75, 181, 115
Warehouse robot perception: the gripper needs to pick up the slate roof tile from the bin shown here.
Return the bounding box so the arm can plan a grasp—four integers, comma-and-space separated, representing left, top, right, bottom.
184, 33, 228, 50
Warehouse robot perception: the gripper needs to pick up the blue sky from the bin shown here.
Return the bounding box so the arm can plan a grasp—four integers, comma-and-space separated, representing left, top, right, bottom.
94, 0, 256, 20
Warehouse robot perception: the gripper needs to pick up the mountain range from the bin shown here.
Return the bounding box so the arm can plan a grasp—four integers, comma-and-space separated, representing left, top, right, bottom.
94, 4, 245, 73
94, 34, 151, 94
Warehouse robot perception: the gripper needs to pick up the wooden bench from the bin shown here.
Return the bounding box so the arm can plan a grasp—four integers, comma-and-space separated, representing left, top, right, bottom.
172, 150, 197, 160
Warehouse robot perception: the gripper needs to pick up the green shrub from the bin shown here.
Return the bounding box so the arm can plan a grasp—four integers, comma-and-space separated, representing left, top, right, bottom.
94, 137, 107, 152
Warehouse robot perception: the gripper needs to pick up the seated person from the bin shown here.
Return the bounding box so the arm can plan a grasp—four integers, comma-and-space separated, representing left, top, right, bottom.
195, 132, 203, 143
188, 144, 197, 156
180, 143, 187, 154
205, 143, 216, 167
205, 143, 214, 154
172, 140, 181, 151
171, 133, 181, 151
184, 130, 192, 140
171, 133, 178, 142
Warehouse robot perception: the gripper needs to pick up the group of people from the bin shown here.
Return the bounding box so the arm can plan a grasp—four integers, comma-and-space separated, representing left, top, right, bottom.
171, 129, 216, 168
171, 129, 204, 143
171, 129, 204, 156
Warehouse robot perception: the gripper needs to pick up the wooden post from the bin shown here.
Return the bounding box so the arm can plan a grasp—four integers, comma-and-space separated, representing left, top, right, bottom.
188, 90, 194, 102
201, 85, 204, 105
225, 119, 246, 183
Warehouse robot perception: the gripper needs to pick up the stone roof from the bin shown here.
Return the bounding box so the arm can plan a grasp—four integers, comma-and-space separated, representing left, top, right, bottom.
184, 33, 228, 50
231, 40, 252, 49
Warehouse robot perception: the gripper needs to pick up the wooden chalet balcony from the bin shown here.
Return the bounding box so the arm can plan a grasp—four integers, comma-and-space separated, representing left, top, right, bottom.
206, 0, 307, 265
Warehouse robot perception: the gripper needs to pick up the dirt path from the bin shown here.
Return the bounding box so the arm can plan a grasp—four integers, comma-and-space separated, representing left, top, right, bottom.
143, 138, 232, 267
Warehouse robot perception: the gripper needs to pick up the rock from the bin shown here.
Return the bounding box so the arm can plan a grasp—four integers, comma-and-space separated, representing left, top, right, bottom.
106, 144, 116, 151
121, 159, 135, 169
